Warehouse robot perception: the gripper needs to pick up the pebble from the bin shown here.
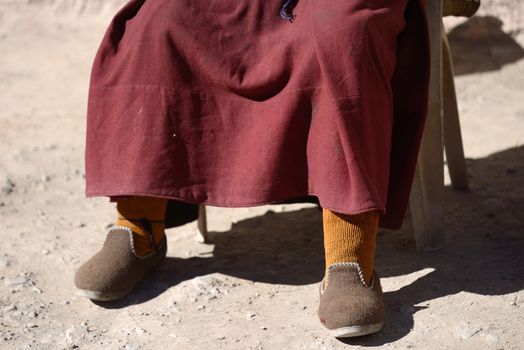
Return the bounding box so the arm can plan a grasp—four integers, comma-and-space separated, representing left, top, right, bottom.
4, 275, 28, 286
4, 304, 17, 312
484, 332, 499, 345
0, 257, 10, 269
134, 327, 147, 336
1, 176, 15, 195
246, 311, 257, 320
454, 322, 482, 339
40, 174, 50, 183
65, 324, 88, 347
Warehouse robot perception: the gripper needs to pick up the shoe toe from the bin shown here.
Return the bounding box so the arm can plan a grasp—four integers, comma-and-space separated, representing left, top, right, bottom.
318, 264, 385, 336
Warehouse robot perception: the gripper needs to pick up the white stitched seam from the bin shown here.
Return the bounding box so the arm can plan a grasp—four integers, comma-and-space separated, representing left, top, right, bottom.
106, 225, 157, 260
324, 262, 371, 290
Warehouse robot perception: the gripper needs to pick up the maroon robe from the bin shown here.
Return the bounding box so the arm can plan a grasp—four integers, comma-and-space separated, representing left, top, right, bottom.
85, 0, 430, 229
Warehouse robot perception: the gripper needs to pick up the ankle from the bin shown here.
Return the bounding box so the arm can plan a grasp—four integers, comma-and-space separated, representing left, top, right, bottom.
115, 196, 168, 256
322, 209, 379, 285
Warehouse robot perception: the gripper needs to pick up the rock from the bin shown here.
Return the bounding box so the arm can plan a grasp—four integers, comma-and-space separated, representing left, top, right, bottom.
246, 311, 257, 320
134, 327, 147, 336
1, 177, 15, 195
454, 322, 482, 339
4, 275, 27, 286
64, 324, 88, 348
40, 174, 50, 183
3, 304, 17, 312
483, 332, 499, 345
0, 257, 10, 269
190, 275, 229, 300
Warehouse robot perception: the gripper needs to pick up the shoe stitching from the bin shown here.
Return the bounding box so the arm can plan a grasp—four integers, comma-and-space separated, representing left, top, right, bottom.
106, 225, 165, 260
321, 262, 372, 293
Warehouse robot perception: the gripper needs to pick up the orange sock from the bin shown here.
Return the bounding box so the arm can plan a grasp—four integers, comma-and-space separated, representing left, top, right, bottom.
322, 209, 379, 286
114, 196, 167, 256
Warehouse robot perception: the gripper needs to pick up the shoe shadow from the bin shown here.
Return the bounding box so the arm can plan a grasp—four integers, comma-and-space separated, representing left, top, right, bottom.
340, 145, 524, 346
92, 206, 326, 308
447, 16, 524, 76
95, 146, 524, 346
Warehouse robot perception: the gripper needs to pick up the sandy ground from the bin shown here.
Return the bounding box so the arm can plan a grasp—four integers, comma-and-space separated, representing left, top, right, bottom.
0, 1, 523, 349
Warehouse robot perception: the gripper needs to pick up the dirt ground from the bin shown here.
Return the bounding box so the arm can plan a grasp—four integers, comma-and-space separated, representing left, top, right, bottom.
1, 1, 523, 349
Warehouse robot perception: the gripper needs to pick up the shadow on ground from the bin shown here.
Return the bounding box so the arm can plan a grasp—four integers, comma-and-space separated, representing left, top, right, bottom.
95, 146, 524, 345
448, 16, 524, 75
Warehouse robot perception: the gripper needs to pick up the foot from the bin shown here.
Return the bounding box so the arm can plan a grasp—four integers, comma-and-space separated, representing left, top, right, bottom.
74, 225, 167, 301
318, 262, 385, 338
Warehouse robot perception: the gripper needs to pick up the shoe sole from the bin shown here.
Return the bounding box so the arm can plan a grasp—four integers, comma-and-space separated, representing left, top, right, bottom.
76, 287, 134, 302
330, 322, 383, 338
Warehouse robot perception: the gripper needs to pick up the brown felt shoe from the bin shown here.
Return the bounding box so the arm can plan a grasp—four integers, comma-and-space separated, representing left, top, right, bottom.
318, 262, 385, 338
74, 225, 167, 301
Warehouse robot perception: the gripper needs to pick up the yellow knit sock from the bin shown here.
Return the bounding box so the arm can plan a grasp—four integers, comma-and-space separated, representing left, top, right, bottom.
322, 209, 379, 286
114, 196, 167, 256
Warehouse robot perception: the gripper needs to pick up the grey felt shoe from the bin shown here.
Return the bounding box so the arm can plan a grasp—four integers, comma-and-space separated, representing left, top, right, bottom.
74, 225, 167, 301
318, 262, 385, 338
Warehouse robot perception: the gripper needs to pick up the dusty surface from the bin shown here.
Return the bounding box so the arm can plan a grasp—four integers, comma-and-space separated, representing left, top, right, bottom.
1, 1, 523, 349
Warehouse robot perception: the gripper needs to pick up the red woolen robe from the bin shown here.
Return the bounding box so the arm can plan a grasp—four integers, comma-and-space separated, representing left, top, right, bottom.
85, 0, 430, 229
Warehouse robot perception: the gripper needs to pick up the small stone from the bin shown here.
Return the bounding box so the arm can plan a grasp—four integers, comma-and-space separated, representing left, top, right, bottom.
4, 304, 17, 312
134, 327, 146, 336
40, 174, 50, 183
2, 319, 21, 328
197, 304, 205, 310
26, 322, 38, 328
454, 322, 481, 339
0, 257, 10, 269
31, 286, 43, 294
1, 177, 15, 195
4, 275, 27, 286
246, 311, 257, 320
484, 333, 499, 344
65, 324, 88, 347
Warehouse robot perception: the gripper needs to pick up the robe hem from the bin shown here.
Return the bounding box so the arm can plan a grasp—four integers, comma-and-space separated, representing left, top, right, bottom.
85, 189, 386, 217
